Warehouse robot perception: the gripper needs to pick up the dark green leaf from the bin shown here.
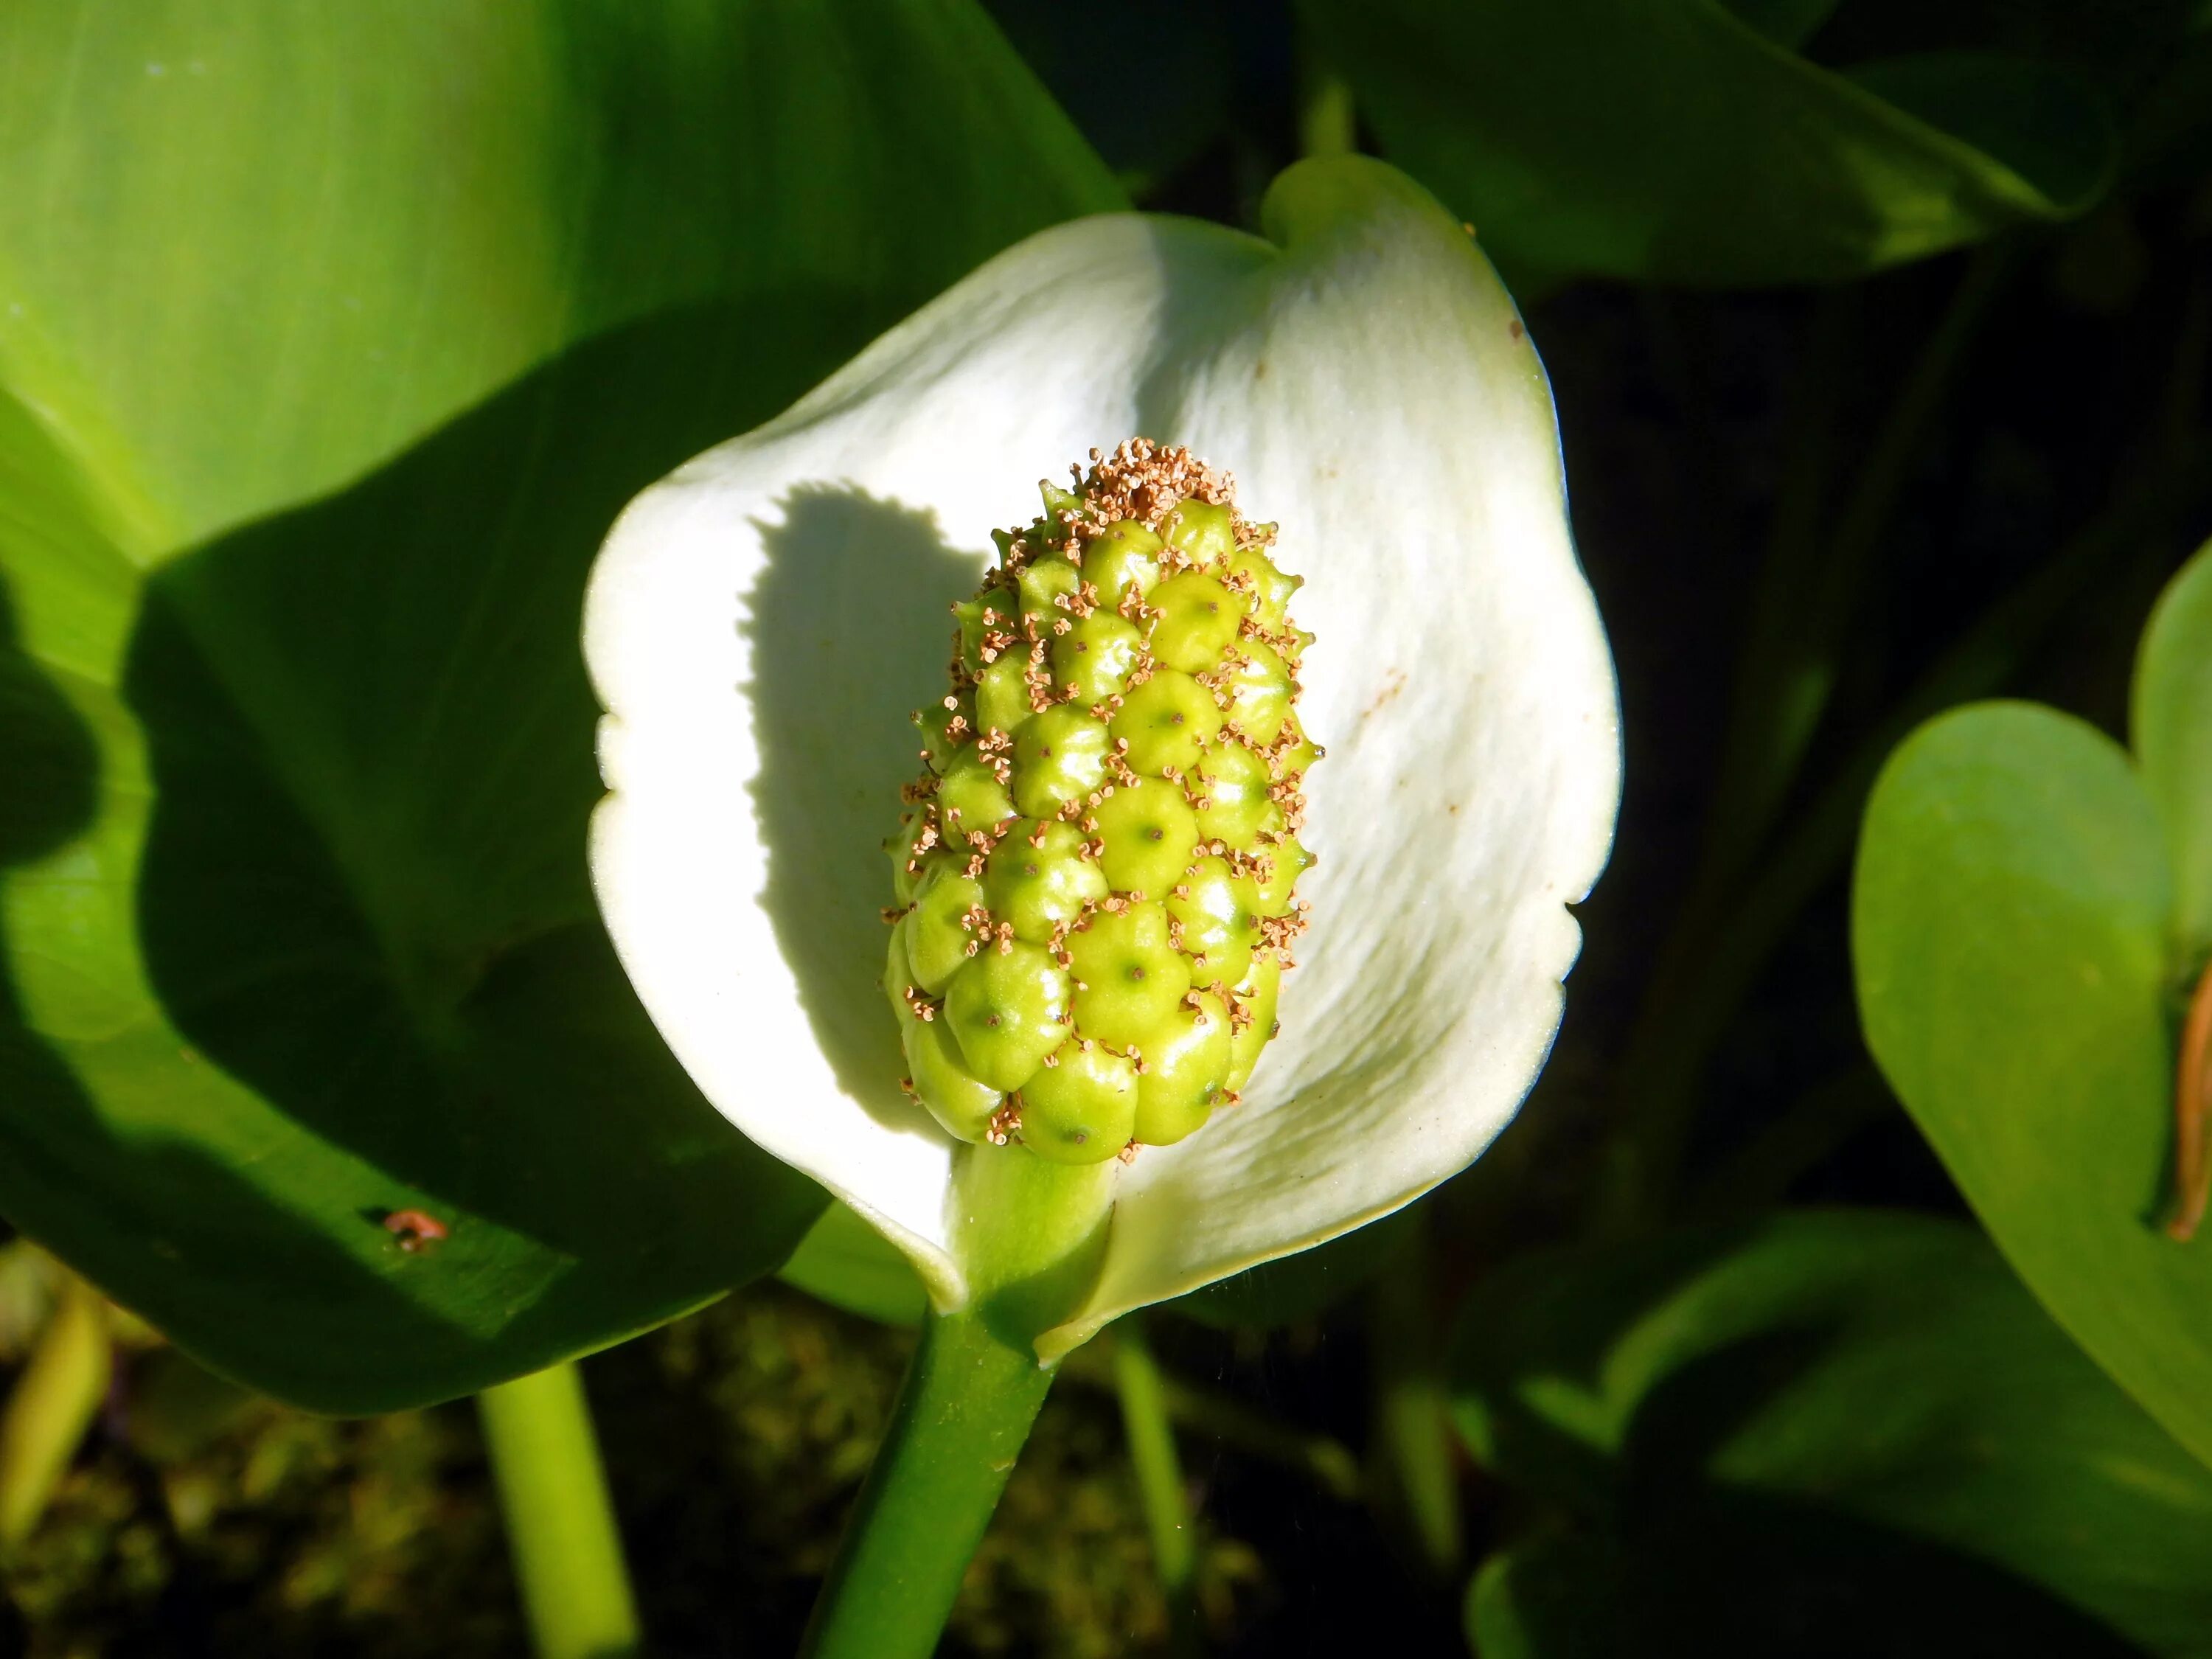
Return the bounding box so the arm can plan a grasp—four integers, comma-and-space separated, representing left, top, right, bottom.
1846, 52, 2115, 212
1851, 696, 2212, 1467
1299, 0, 2116, 285
1453, 1211, 2212, 1655
2123, 27, 2212, 184
1719, 0, 1843, 51
0, 0, 1121, 1412
984, 0, 1234, 195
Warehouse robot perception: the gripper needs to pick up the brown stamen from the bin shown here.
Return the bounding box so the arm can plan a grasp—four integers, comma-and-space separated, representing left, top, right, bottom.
2167, 957, 2212, 1240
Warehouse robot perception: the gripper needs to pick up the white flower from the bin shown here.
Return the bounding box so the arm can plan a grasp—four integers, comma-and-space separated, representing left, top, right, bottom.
583, 156, 1620, 1359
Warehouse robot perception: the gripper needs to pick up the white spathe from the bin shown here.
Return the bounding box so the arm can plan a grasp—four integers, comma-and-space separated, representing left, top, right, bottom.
585, 156, 1621, 1357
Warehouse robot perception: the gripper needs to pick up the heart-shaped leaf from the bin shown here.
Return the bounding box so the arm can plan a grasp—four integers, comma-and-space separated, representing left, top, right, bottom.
0, 0, 1121, 1412
1298, 0, 2115, 285
1855, 546, 2212, 1466
1453, 1211, 2212, 1655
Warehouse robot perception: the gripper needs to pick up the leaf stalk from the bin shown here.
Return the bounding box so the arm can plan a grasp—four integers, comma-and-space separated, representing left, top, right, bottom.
477, 1360, 641, 1659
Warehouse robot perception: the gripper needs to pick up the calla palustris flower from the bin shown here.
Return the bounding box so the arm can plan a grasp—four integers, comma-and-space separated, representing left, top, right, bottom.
585, 156, 1620, 1358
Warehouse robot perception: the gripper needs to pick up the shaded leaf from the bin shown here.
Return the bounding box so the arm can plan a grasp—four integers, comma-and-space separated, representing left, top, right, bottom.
1453, 1211, 2212, 1655
1719, 0, 1843, 51
1846, 52, 2115, 211
984, 0, 1236, 193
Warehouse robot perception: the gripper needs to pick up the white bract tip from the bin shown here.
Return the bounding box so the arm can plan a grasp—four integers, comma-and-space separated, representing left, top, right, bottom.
584, 156, 1621, 1355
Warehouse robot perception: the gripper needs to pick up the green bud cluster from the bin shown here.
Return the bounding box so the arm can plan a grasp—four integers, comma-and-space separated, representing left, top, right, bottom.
884, 438, 1321, 1165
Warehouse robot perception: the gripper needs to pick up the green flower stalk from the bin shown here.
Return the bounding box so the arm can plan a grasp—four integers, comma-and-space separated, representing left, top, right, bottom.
887, 439, 1318, 1164
583, 153, 1621, 1653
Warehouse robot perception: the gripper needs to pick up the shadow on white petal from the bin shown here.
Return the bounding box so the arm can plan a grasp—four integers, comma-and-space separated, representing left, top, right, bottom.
742, 483, 988, 1138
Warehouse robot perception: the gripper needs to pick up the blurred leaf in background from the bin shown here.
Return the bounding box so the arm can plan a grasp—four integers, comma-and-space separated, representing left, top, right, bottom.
0, 0, 1123, 1413
1453, 1211, 2212, 1658
0, 1242, 61, 1363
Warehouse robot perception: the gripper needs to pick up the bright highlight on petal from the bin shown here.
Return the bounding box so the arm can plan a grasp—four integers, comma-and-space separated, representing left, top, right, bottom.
584, 156, 1621, 1349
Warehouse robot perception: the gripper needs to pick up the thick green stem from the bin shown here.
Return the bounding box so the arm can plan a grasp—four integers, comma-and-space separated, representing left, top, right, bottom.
0, 1274, 109, 1551
801, 1310, 1055, 1659
477, 1361, 641, 1659
1113, 1317, 1200, 1654
802, 1148, 1107, 1656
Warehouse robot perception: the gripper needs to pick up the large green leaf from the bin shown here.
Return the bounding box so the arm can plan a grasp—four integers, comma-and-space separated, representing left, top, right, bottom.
1453, 1211, 2212, 1656
1853, 627, 2212, 1467
1298, 0, 2115, 285
0, 0, 1122, 1413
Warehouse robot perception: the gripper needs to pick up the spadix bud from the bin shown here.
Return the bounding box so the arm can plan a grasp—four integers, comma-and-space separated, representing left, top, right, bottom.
888, 439, 1321, 1162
